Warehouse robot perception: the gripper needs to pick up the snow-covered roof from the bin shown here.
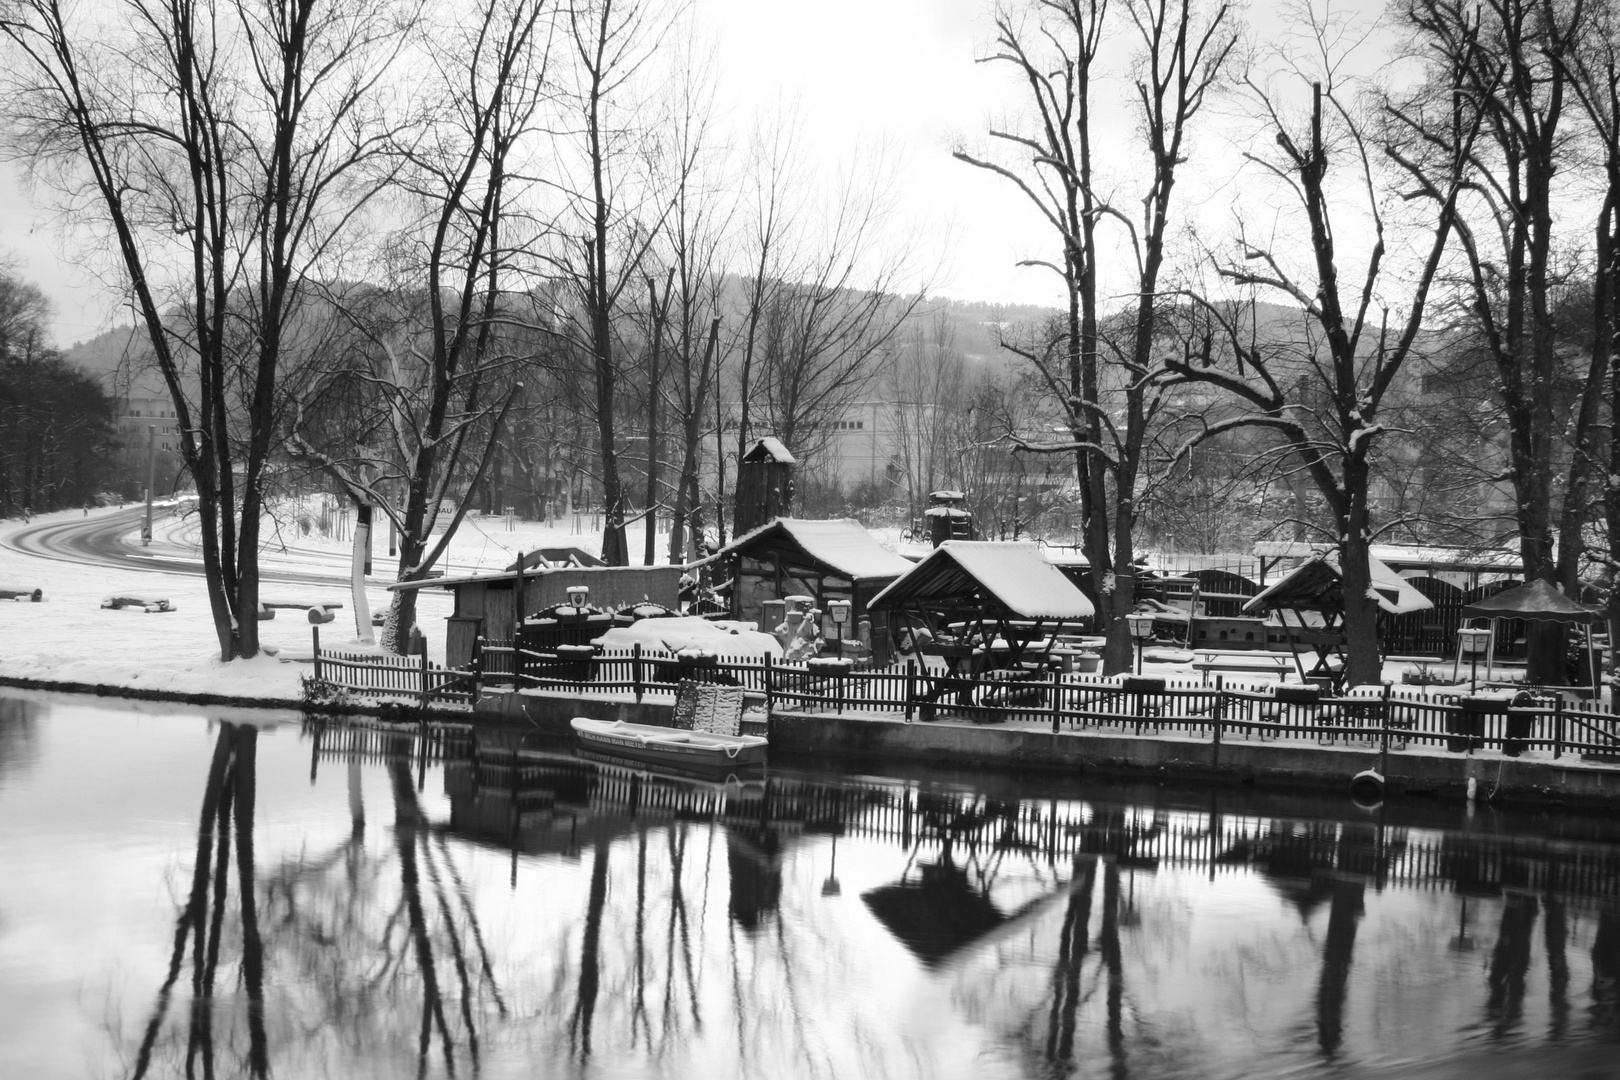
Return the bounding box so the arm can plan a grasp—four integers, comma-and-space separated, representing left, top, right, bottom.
742, 436, 797, 464
708, 517, 914, 581
1244, 551, 1432, 616
1253, 540, 1521, 574
868, 541, 1095, 621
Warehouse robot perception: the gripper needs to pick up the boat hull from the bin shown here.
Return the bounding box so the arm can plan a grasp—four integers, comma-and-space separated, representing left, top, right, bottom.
571, 718, 768, 771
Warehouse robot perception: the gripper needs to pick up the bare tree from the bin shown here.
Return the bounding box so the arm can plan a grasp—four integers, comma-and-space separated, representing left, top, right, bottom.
541, 0, 673, 565
957, 0, 1237, 672
1398, 0, 1602, 682
885, 311, 973, 517
1166, 19, 1476, 685
287, 0, 549, 652
1, 0, 411, 659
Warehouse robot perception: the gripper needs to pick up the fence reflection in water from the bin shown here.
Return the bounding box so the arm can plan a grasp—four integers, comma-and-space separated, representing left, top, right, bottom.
293, 715, 1620, 1078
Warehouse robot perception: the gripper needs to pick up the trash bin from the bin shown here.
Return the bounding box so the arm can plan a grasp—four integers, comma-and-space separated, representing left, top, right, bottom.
1450, 696, 1502, 753
555, 643, 596, 682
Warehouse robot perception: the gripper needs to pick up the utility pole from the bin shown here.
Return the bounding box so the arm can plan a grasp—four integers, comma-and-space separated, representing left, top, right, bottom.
142, 424, 155, 546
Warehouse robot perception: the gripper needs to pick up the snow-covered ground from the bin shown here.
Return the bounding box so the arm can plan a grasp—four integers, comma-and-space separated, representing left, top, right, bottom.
0, 500, 1527, 706
0, 501, 660, 702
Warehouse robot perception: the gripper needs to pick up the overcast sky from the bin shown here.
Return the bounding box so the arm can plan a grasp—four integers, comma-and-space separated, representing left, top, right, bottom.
0, 0, 1288, 349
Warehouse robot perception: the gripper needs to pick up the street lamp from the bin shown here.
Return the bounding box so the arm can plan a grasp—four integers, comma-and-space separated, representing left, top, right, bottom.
1458, 625, 1492, 692
1126, 612, 1156, 676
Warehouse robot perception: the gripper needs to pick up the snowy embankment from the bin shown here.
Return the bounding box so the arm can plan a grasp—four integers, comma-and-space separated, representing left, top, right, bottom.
0, 501, 620, 704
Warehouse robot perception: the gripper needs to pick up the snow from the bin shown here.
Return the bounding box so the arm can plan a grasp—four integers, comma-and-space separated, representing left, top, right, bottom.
872, 541, 1095, 620
713, 518, 914, 581
592, 616, 782, 659
0, 501, 675, 703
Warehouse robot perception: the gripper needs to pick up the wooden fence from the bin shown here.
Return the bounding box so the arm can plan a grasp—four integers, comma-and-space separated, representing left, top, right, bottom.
310, 626, 474, 708
312, 629, 1620, 764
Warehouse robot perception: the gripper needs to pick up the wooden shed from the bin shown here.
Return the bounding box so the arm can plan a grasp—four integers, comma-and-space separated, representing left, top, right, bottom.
391, 563, 684, 670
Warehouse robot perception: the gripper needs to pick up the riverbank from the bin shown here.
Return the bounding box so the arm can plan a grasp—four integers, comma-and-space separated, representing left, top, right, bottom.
475, 685, 1620, 812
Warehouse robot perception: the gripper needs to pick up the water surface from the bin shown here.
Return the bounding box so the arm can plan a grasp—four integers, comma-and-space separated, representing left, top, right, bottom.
3, 692, 1620, 1079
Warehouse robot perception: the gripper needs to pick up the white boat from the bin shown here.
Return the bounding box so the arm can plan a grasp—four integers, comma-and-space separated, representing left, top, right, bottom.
570, 717, 768, 770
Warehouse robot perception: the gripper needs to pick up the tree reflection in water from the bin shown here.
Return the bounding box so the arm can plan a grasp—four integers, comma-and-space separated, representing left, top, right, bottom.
130, 722, 268, 1079
93, 714, 1620, 1079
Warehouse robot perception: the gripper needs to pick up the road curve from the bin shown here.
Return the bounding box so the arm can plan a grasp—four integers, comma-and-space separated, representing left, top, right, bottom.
1, 505, 353, 588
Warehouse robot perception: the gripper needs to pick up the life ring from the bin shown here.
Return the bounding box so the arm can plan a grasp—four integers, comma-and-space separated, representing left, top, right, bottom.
1349, 768, 1385, 808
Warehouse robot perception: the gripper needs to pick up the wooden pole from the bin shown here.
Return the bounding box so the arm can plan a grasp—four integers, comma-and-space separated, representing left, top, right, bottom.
312, 625, 322, 681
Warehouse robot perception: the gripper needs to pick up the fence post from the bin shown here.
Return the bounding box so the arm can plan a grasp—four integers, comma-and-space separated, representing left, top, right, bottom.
312, 624, 322, 682
470, 636, 483, 700
1211, 675, 1224, 766
1555, 696, 1565, 760
764, 654, 775, 714
419, 648, 430, 710
904, 659, 917, 722
1380, 682, 1392, 778
837, 668, 845, 715
1051, 672, 1061, 734
633, 642, 643, 703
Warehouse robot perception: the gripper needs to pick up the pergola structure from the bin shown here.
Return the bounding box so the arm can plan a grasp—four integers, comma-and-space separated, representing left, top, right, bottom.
869, 541, 1096, 677
1243, 551, 1432, 690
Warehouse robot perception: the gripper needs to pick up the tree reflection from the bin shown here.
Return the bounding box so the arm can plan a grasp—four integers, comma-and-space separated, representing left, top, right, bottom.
130, 722, 267, 1079
0, 696, 40, 791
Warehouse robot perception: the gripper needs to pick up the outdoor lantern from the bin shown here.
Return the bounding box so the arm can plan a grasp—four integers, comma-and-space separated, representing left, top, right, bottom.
1126, 612, 1155, 675
1458, 625, 1492, 692
566, 585, 589, 608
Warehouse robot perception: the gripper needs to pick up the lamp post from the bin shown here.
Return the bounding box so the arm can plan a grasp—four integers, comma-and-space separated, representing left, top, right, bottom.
1126, 612, 1156, 676
1458, 625, 1492, 693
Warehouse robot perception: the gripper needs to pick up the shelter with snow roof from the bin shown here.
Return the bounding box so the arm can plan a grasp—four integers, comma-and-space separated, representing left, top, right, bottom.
1243, 550, 1432, 689
869, 541, 1096, 670
705, 517, 915, 655
389, 559, 683, 670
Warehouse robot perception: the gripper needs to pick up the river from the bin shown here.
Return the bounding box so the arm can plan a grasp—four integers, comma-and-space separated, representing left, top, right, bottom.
2, 691, 1619, 1079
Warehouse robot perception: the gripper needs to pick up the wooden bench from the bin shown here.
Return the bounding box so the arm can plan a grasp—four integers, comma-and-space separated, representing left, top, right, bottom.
101, 595, 174, 613
0, 585, 42, 602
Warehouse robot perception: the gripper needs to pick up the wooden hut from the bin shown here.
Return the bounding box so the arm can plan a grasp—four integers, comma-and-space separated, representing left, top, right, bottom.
390, 563, 683, 670
706, 517, 914, 655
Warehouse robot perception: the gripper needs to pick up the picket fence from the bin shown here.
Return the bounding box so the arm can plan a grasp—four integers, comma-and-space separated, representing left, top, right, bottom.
312, 629, 1620, 763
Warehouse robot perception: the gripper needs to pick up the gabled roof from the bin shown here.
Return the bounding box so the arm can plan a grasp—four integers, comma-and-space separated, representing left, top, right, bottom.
1462, 578, 1605, 624
1244, 551, 1432, 616
710, 517, 914, 582
868, 541, 1095, 620
741, 436, 796, 464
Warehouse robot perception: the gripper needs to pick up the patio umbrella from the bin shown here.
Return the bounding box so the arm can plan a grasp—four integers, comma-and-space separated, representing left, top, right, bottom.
1460, 579, 1605, 692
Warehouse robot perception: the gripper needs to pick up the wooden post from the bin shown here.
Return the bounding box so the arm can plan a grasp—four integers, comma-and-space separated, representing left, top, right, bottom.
1212, 674, 1224, 766
419, 648, 430, 710
1379, 682, 1392, 778
512, 552, 525, 645
836, 667, 844, 715
904, 659, 916, 722
633, 642, 643, 703
764, 654, 774, 714
1555, 696, 1565, 759
312, 624, 322, 681
1050, 672, 1061, 734
470, 636, 483, 700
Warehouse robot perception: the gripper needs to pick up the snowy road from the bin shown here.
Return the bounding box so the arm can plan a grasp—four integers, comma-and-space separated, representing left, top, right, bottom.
0, 503, 356, 587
